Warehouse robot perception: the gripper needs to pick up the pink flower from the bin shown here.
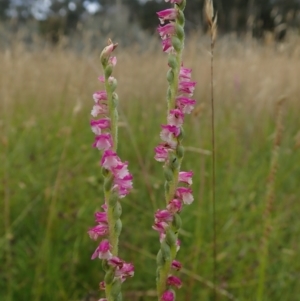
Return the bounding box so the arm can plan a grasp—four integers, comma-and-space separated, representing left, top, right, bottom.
108, 256, 124, 268
91, 239, 112, 260
98, 75, 116, 85
88, 223, 109, 240
99, 281, 106, 290
178, 171, 193, 185
161, 290, 175, 301
176, 187, 194, 205
160, 125, 180, 148
98, 76, 105, 83
167, 109, 184, 127
112, 161, 130, 179
157, 23, 176, 39
179, 67, 192, 81
90, 118, 111, 135
167, 199, 182, 213
155, 209, 173, 222
154, 145, 170, 162
161, 37, 173, 53
108, 257, 134, 282
101, 150, 120, 170
91, 103, 108, 117
115, 262, 135, 282
178, 81, 196, 96
94, 212, 108, 223
153, 221, 169, 234
167, 275, 182, 288
113, 174, 133, 198
171, 260, 182, 270
98, 299, 107, 301
93, 133, 113, 150
93, 91, 108, 102
109, 56, 117, 66
157, 8, 178, 24
176, 96, 196, 114
101, 42, 118, 59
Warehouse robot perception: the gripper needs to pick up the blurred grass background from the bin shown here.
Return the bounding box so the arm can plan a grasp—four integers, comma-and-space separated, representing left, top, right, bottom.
0, 36, 300, 301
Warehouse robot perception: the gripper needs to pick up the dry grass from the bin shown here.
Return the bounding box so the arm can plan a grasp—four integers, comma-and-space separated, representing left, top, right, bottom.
1, 36, 300, 116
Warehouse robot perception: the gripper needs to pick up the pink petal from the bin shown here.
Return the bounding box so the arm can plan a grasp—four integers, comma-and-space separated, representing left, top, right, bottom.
93, 91, 107, 102
101, 150, 121, 170
167, 275, 182, 288
176, 187, 194, 205
176, 96, 196, 114
90, 118, 111, 135
154, 145, 170, 162
171, 260, 182, 270
88, 223, 109, 241
161, 37, 174, 53
167, 199, 182, 213
157, 23, 176, 39
155, 209, 173, 222
157, 8, 178, 24
161, 290, 175, 301
92, 133, 113, 151
91, 103, 108, 117
178, 171, 193, 185
167, 109, 184, 126
94, 211, 108, 223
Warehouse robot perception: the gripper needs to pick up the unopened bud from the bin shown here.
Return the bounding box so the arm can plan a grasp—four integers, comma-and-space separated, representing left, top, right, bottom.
100, 39, 118, 66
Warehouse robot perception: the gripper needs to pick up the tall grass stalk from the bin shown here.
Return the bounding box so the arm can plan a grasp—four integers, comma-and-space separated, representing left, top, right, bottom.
256, 97, 285, 301
205, 0, 218, 299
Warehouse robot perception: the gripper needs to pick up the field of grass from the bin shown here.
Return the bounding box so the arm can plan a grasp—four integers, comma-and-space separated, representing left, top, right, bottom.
0, 37, 300, 301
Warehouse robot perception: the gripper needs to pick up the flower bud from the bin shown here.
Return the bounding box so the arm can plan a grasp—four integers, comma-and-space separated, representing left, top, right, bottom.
100, 40, 118, 66
167, 69, 174, 83
110, 279, 122, 300
177, 9, 185, 25
168, 55, 177, 69
165, 229, 177, 246
176, 145, 184, 159
177, 127, 184, 142
113, 201, 122, 219
102, 259, 110, 272
161, 240, 171, 262
112, 93, 119, 108
156, 250, 165, 266
108, 192, 119, 207
104, 175, 114, 192
172, 36, 182, 52
172, 213, 182, 230
114, 219, 122, 236
104, 269, 115, 284
175, 24, 184, 40
164, 167, 174, 182
109, 78, 118, 92
105, 65, 113, 78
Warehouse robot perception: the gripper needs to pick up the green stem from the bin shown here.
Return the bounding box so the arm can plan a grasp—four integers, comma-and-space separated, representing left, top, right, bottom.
105, 80, 118, 151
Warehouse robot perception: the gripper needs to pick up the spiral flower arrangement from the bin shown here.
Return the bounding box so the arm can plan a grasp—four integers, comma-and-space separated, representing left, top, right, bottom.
153, 0, 197, 300
88, 40, 134, 301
